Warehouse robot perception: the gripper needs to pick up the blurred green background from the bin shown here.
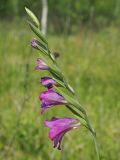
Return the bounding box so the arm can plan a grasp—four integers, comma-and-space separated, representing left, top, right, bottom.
0, 0, 120, 160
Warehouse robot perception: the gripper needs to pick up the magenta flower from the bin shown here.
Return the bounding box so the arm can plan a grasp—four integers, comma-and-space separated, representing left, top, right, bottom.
44, 117, 80, 150
31, 38, 37, 48
39, 89, 67, 113
40, 77, 57, 89
35, 58, 49, 70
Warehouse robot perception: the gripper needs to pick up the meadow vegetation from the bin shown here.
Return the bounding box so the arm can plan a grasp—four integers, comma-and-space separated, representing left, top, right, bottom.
0, 21, 120, 160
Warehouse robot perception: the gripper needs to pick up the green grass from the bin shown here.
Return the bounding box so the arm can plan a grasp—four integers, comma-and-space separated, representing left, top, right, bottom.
0, 21, 120, 160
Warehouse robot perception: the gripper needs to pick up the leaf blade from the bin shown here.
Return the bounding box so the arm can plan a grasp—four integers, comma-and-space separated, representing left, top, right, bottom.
28, 22, 48, 44
25, 7, 40, 28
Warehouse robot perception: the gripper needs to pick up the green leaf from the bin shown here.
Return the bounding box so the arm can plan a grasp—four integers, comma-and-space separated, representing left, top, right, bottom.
49, 63, 63, 81
37, 41, 48, 51
53, 77, 65, 88
66, 105, 84, 119
54, 87, 85, 113
25, 7, 40, 28
49, 68, 63, 81
37, 41, 55, 62
36, 44, 48, 56
28, 22, 48, 44
67, 84, 75, 94
53, 76, 75, 94
49, 53, 55, 61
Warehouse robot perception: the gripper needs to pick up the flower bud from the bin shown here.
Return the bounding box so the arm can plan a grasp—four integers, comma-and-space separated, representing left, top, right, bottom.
40, 77, 57, 89
31, 38, 37, 48
35, 58, 49, 70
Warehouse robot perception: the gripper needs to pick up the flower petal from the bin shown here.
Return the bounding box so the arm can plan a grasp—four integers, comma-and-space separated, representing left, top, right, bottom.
31, 38, 37, 48
40, 77, 57, 89
44, 117, 80, 150
35, 58, 49, 70
40, 90, 67, 113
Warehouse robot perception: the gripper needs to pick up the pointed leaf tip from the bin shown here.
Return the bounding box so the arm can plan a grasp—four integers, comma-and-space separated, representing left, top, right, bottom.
25, 7, 40, 28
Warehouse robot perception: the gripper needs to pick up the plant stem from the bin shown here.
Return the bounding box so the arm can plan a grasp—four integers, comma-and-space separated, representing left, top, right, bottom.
67, 104, 100, 160
92, 134, 100, 160
83, 112, 100, 160
84, 111, 95, 135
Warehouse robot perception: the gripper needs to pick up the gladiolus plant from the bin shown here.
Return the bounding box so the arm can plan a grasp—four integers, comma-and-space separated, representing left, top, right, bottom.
25, 7, 100, 160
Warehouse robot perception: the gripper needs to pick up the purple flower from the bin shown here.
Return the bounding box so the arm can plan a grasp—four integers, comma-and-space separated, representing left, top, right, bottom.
31, 38, 37, 48
39, 89, 67, 113
35, 58, 49, 70
44, 117, 80, 150
40, 77, 57, 89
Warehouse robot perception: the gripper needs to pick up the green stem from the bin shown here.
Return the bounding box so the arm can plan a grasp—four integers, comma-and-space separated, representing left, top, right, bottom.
83, 112, 100, 160
84, 112, 95, 135
92, 134, 100, 160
